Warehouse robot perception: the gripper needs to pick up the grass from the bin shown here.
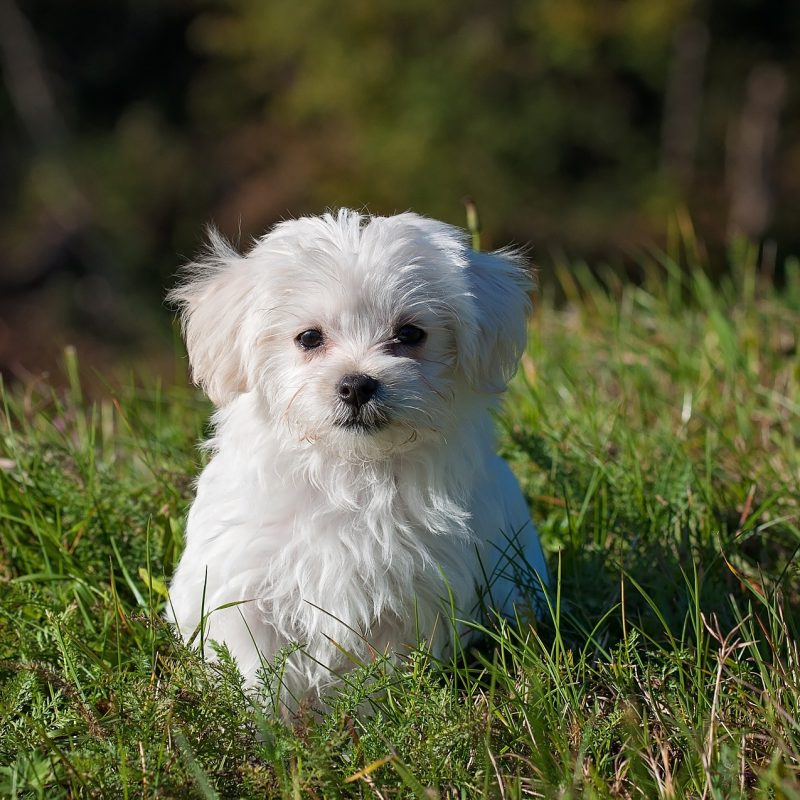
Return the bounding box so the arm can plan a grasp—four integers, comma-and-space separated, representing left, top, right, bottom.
1, 229, 799, 798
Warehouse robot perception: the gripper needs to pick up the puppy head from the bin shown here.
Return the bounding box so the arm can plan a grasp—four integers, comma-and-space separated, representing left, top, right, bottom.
170, 210, 532, 454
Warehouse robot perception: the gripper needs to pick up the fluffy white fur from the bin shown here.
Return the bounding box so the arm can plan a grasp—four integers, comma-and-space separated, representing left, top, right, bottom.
166, 210, 547, 709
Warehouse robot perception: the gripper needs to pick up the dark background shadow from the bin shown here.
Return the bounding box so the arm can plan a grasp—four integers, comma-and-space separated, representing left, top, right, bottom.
1, 0, 798, 388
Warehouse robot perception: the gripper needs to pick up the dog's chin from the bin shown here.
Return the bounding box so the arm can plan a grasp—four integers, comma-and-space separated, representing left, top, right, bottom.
331, 402, 392, 435
304, 409, 427, 458
336, 417, 388, 434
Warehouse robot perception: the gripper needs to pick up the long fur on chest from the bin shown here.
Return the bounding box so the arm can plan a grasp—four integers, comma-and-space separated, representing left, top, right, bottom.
174, 394, 487, 691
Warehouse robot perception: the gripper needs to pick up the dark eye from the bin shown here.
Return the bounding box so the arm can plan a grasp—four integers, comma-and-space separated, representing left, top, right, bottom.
297, 329, 324, 349
395, 324, 426, 346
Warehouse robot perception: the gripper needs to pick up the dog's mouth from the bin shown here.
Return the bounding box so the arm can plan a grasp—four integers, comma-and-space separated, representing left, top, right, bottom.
334, 405, 390, 433
337, 418, 386, 433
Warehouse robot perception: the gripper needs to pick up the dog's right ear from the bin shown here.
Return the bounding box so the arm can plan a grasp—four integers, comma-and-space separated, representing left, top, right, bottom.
168, 228, 257, 406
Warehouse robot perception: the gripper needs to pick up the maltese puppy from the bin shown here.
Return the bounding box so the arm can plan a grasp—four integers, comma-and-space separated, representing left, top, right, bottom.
166, 209, 547, 708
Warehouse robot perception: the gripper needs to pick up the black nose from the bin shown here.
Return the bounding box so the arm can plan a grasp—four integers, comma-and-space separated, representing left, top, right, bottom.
337, 374, 379, 409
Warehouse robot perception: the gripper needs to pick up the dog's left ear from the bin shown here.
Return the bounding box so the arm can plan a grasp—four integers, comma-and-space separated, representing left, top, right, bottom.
457, 247, 533, 393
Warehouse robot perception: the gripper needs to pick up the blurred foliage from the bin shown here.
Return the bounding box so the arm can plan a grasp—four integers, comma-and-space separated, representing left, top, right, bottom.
0, 0, 798, 381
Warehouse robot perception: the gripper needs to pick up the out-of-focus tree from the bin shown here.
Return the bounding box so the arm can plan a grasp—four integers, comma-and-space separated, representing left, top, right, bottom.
183, 0, 798, 250
0, 0, 798, 380
187, 0, 693, 247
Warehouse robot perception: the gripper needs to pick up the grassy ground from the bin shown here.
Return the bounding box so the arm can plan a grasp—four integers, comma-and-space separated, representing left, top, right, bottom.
1, 232, 799, 798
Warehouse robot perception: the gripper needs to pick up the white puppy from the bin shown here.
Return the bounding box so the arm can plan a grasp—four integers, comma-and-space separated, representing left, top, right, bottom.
166, 209, 547, 708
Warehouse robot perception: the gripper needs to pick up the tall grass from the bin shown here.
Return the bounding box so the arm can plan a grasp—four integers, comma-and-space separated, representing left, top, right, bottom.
1, 235, 798, 797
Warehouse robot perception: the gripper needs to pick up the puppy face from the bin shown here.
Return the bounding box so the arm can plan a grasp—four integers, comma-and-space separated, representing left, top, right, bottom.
170, 211, 532, 456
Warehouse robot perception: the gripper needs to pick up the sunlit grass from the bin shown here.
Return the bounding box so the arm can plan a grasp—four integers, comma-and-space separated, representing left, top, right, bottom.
1, 234, 799, 798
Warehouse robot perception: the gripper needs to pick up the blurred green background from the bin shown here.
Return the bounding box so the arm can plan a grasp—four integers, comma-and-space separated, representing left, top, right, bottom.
1, 0, 798, 386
